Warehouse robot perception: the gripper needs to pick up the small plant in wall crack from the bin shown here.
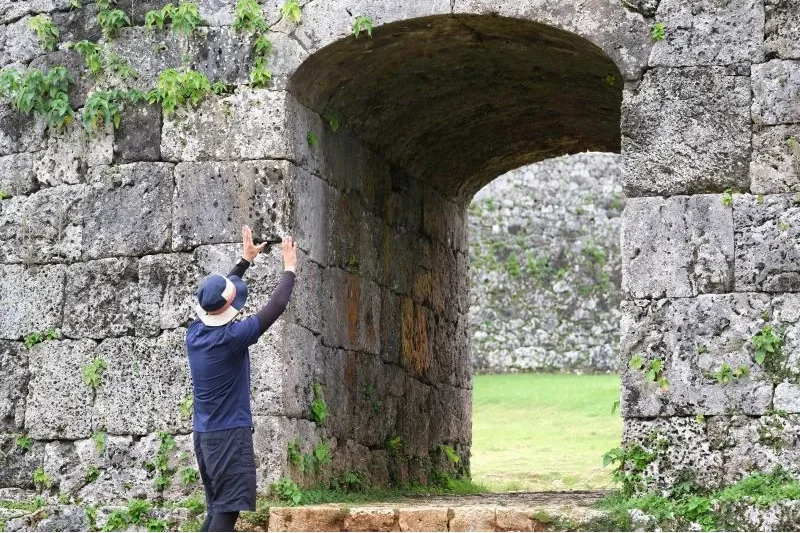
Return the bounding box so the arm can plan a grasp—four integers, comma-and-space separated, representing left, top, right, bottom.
310, 383, 328, 426
306, 131, 318, 147
145, 2, 203, 36
721, 188, 736, 206
179, 466, 199, 486
233, 0, 267, 32
23, 328, 59, 349
651, 21, 665, 42
28, 15, 60, 51
0, 66, 75, 128
705, 362, 750, 384
179, 394, 193, 421
352, 15, 373, 38
97, 8, 131, 38
787, 137, 800, 176
249, 34, 273, 88
15, 434, 33, 452
93, 429, 107, 454
629, 354, 669, 391
82, 357, 107, 392
32, 466, 52, 493
752, 324, 790, 380
281, 0, 302, 23
146, 68, 211, 113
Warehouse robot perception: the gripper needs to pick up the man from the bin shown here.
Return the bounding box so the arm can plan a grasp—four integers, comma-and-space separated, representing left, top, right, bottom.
186, 225, 297, 532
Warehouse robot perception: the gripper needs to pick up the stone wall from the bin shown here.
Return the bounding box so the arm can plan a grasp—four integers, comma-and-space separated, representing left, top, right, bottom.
0, 0, 798, 511
468, 153, 623, 373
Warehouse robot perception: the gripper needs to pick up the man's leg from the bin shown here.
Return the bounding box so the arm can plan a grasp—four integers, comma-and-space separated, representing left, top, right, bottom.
200, 513, 214, 532
194, 432, 215, 532
209, 511, 239, 532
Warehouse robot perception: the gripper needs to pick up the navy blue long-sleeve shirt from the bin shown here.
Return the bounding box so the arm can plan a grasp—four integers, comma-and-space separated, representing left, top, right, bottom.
186, 260, 295, 432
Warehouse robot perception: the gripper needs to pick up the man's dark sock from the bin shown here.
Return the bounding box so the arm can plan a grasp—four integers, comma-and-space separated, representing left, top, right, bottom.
200, 513, 213, 532
209, 511, 239, 532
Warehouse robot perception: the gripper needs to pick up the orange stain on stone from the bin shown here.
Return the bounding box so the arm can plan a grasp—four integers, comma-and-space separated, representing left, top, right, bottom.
346, 272, 361, 344
401, 296, 430, 375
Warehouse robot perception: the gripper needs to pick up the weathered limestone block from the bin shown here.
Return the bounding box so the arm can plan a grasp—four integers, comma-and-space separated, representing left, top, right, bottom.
428, 385, 471, 448
161, 89, 292, 162
266, 32, 309, 91
395, 378, 431, 457
398, 507, 449, 532
765, 0, 800, 59
0, 263, 65, 340
449, 506, 496, 532
648, 0, 764, 66
113, 103, 162, 163
93, 330, 191, 436
734, 194, 800, 292
83, 163, 174, 260
284, 249, 322, 334
106, 28, 184, 91
0, 107, 45, 158
621, 293, 773, 417
267, 505, 347, 532
752, 60, 800, 125
293, 166, 330, 265
708, 414, 800, 484
251, 320, 321, 419
25, 339, 96, 440
0, 185, 87, 264
774, 383, 800, 412
173, 160, 291, 251
623, 417, 724, 489
343, 508, 398, 532
321, 267, 381, 354
252, 415, 322, 488
349, 353, 401, 448
188, 27, 253, 87
35, 506, 89, 532
454, 0, 653, 80
0, 0, 69, 25
62, 258, 139, 339
622, 67, 750, 196
750, 125, 800, 194
33, 121, 113, 187
51, 2, 102, 43
323, 190, 380, 278
621, 195, 734, 299
0, 341, 27, 432
0, 16, 42, 67
0, 433, 44, 489
137, 253, 197, 336
0, 152, 36, 197
379, 288, 401, 365
773, 293, 800, 374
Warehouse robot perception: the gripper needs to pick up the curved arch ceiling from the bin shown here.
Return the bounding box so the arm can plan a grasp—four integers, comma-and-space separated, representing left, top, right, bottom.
290, 14, 623, 202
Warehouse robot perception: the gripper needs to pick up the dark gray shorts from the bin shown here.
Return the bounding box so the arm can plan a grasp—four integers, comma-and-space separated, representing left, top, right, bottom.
193, 426, 257, 514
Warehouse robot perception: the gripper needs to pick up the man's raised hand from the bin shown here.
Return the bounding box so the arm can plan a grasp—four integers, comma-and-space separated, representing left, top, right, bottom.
282, 236, 298, 273
242, 225, 267, 262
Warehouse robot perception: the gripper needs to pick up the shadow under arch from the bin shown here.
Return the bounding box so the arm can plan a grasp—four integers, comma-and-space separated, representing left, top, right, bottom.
289, 14, 622, 203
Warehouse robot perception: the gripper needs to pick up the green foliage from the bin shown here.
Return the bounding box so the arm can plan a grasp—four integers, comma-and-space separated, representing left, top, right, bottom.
32, 466, 51, 492
96, 0, 113, 9
85, 505, 97, 530
82, 357, 107, 391
281, 0, 302, 23
752, 324, 787, 378
505, 252, 521, 278
178, 492, 205, 517
721, 188, 734, 206
152, 431, 177, 490
525, 254, 552, 280
386, 436, 403, 454
85, 464, 101, 482
147, 68, 211, 113
171, 2, 203, 35
179, 395, 193, 420
147, 519, 170, 532
323, 112, 340, 132
179, 466, 199, 486
629, 354, 669, 390
788, 137, 800, 176
651, 21, 665, 41
581, 241, 607, 265
211, 80, 232, 95
83, 89, 127, 130
15, 434, 32, 451
336, 471, 363, 492
71, 0, 82, 8
0, 66, 75, 128
126, 498, 151, 525
306, 131, 318, 147
28, 15, 59, 51
233, 0, 267, 32
71, 40, 103, 75
23, 329, 58, 349
603, 73, 616, 86
270, 477, 302, 505
253, 33, 273, 57
249, 57, 272, 87
311, 382, 328, 426
352, 15, 373, 38
312, 440, 330, 467
97, 8, 131, 38
440, 444, 460, 464
93, 429, 106, 454
603, 443, 657, 497
145, 4, 174, 30
0, 190, 6, 200
102, 509, 129, 532
709, 362, 750, 384
287, 439, 303, 468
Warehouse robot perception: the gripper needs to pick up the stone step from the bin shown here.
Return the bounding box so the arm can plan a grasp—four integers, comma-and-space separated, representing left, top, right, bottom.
238, 493, 610, 532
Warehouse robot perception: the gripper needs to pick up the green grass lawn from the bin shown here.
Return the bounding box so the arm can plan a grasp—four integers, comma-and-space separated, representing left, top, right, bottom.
471, 373, 622, 492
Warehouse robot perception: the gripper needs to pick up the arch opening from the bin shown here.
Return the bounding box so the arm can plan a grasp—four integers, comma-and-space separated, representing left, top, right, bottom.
287, 13, 624, 488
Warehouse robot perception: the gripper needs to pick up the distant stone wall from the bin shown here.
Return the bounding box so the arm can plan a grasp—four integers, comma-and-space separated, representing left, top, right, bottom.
468, 153, 623, 373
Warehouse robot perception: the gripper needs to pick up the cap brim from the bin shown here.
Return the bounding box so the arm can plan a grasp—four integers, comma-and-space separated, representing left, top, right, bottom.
197, 276, 248, 326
